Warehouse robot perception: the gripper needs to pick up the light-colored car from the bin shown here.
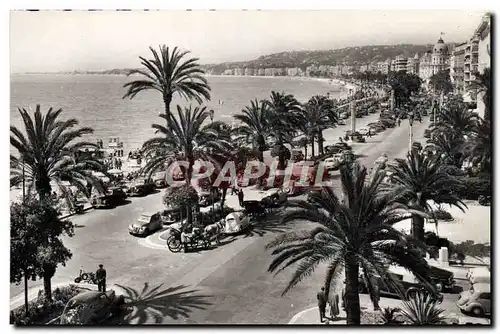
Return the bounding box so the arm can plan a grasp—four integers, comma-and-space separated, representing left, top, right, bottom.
337, 119, 347, 125
457, 283, 491, 317
128, 212, 164, 236
224, 211, 250, 235
358, 127, 370, 136
60, 290, 125, 324
324, 157, 341, 171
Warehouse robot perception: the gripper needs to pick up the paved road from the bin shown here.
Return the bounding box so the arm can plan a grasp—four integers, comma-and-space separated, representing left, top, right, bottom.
11, 116, 444, 324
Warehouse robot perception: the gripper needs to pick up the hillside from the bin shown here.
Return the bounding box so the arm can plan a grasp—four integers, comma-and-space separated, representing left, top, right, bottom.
205, 44, 440, 73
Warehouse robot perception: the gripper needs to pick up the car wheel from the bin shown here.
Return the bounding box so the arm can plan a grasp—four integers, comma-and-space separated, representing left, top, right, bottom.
435, 282, 443, 293
81, 273, 89, 280
471, 307, 484, 317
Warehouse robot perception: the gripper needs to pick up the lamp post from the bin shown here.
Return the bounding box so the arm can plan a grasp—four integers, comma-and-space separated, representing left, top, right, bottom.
408, 113, 414, 153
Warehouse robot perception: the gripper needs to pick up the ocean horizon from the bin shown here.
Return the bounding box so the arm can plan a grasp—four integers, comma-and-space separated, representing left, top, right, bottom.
10, 74, 346, 153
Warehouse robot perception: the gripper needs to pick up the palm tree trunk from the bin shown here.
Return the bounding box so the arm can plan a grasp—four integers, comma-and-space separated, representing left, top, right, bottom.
411, 214, 425, 242
220, 187, 228, 218
318, 131, 324, 155
304, 144, 308, 158
310, 136, 315, 157
345, 255, 361, 325
163, 94, 173, 119
258, 145, 265, 163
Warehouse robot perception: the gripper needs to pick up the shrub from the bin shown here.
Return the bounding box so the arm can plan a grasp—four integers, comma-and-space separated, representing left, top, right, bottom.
455, 176, 491, 200
432, 208, 453, 221
10, 284, 81, 325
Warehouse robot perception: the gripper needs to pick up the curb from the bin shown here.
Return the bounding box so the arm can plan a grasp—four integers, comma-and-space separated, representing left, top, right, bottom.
59, 205, 94, 220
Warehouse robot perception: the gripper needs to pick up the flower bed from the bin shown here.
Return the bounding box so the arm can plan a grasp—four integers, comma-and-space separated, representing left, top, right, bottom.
10, 285, 83, 325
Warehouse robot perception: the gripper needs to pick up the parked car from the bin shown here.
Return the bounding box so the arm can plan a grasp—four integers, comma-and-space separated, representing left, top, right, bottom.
59, 290, 125, 325
198, 190, 221, 207
324, 157, 341, 171
153, 171, 168, 188
128, 212, 164, 236
457, 283, 491, 317
126, 177, 155, 197
337, 119, 347, 125
359, 265, 444, 302
261, 187, 288, 207
224, 211, 251, 234
291, 149, 305, 162
91, 187, 127, 208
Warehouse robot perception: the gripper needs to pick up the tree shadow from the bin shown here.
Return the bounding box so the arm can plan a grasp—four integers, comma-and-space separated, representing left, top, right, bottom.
242, 212, 291, 238
112, 283, 212, 324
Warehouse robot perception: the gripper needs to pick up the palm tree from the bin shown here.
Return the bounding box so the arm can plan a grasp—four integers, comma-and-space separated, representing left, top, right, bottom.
267, 163, 434, 325
431, 101, 479, 138
232, 99, 271, 162
298, 95, 337, 156
10, 105, 105, 301
264, 91, 302, 168
388, 151, 467, 242
426, 131, 466, 168
466, 119, 491, 173
141, 105, 231, 224
468, 68, 491, 122
10, 105, 105, 201
399, 292, 446, 325
123, 45, 211, 119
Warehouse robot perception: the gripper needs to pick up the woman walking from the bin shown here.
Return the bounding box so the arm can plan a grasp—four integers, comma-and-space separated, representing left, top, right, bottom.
328, 287, 341, 320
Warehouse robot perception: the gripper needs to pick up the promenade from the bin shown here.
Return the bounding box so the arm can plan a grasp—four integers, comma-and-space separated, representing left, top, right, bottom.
11, 115, 436, 324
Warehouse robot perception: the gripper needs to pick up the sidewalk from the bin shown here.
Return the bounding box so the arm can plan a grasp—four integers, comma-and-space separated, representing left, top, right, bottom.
59, 202, 94, 219
288, 295, 402, 325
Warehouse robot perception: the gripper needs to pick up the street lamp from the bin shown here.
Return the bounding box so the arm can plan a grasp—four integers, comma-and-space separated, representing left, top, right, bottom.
408, 113, 414, 153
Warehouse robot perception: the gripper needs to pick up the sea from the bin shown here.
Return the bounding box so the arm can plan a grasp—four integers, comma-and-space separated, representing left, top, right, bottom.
10, 74, 345, 153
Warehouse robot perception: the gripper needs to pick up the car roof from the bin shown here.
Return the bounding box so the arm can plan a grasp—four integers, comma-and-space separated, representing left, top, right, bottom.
69, 290, 103, 303
140, 212, 157, 217
472, 283, 491, 293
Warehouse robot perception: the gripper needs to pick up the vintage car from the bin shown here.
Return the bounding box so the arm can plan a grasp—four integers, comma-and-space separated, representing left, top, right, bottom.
91, 187, 127, 208
128, 212, 164, 236
324, 157, 341, 171
457, 283, 491, 317
59, 290, 125, 325
337, 119, 347, 125
198, 190, 221, 207
260, 187, 288, 208
224, 211, 251, 235
291, 149, 305, 162
126, 177, 155, 197
153, 171, 168, 188
358, 127, 370, 136
359, 265, 443, 302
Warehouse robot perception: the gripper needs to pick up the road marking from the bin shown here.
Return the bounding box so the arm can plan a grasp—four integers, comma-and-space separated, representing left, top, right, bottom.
288, 305, 317, 324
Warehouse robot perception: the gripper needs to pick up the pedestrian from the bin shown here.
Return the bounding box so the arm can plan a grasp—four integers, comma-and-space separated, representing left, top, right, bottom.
96, 264, 107, 292
367, 277, 381, 311
317, 286, 327, 322
368, 129, 372, 138
328, 288, 341, 320
238, 189, 244, 206
397, 118, 401, 127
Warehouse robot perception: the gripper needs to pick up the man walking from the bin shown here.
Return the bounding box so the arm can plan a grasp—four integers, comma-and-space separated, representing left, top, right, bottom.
96, 264, 107, 292
317, 286, 327, 323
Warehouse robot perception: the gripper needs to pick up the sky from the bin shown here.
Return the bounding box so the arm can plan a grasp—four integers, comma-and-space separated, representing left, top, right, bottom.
10, 10, 486, 73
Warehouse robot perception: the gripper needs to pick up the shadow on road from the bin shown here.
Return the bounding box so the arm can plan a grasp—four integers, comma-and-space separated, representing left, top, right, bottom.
242, 212, 291, 238
113, 283, 212, 324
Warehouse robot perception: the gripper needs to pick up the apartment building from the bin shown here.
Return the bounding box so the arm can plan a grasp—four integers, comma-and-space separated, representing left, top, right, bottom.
450, 42, 468, 94
406, 54, 420, 75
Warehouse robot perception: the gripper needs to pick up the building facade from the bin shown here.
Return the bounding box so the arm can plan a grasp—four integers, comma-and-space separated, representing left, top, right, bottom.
406, 53, 419, 75
418, 37, 451, 82
450, 42, 467, 94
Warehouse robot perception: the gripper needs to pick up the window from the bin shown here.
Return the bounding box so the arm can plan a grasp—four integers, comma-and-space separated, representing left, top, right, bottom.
479, 293, 491, 300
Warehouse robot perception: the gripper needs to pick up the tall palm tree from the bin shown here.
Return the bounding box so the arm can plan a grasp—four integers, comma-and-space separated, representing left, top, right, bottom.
10, 105, 105, 200
388, 151, 467, 242
264, 91, 302, 168
123, 45, 211, 119
466, 119, 491, 173
299, 95, 337, 156
468, 68, 491, 122
431, 101, 479, 138
267, 163, 434, 325
426, 131, 465, 168
10, 105, 105, 301
232, 99, 271, 162
141, 105, 231, 224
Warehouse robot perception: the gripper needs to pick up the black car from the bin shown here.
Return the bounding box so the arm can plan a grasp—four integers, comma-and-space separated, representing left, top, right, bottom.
126, 178, 155, 197
91, 187, 127, 208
